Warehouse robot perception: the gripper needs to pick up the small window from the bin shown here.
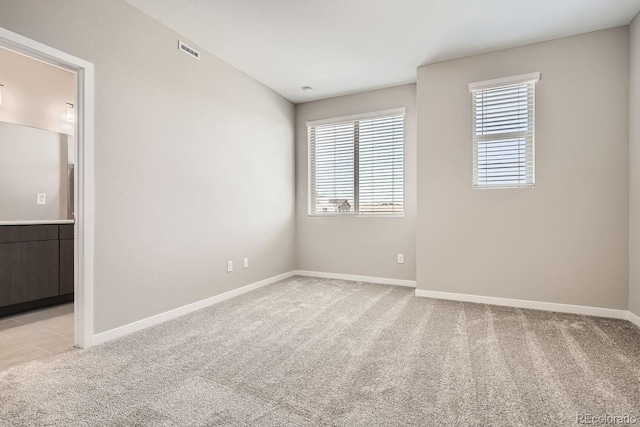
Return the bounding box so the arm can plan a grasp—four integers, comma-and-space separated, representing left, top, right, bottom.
307, 109, 405, 216
469, 72, 540, 188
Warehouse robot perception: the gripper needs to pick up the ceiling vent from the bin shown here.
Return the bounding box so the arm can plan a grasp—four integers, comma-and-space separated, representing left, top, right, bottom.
178, 41, 200, 60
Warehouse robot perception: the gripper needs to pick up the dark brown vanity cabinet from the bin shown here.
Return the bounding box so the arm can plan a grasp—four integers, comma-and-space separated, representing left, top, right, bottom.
0, 239, 59, 305
59, 225, 74, 295
0, 224, 74, 316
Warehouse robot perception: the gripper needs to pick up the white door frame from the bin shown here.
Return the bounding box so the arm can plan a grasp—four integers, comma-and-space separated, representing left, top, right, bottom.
0, 27, 95, 348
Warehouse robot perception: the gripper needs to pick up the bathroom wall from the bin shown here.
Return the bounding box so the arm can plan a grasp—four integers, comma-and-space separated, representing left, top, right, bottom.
0, 121, 69, 220
0, 45, 73, 221
0, 46, 75, 135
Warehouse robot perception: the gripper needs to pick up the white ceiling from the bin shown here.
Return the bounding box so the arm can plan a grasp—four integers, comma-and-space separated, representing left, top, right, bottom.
124, 0, 640, 104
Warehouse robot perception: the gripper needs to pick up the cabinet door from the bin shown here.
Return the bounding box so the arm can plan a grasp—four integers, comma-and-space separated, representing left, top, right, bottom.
0, 241, 59, 307
59, 239, 74, 295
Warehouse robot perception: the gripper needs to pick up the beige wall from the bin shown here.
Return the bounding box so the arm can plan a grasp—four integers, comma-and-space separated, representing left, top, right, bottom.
296, 84, 417, 280
0, 46, 75, 135
630, 16, 640, 317
417, 27, 630, 309
0, 121, 68, 220
0, 0, 296, 333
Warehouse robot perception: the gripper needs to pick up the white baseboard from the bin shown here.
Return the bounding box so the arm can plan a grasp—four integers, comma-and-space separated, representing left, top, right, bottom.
293, 270, 416, 288
414, 289, 628, 319
92, 271, 296, 345
628, 311, 640, 328
93, 270, 638, 346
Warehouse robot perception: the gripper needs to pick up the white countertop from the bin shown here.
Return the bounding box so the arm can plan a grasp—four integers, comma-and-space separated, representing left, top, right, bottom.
0, 219, 75, 225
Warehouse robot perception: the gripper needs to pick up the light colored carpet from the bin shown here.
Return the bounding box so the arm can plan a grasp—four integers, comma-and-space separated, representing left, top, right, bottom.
1, 276, 639, 426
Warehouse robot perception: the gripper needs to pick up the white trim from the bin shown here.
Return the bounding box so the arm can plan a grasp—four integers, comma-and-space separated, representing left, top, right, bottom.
473, 184, 535, 190
628, 311, 640, 328
414, 289, 627, 319
307, 213, 405, 218
294, 270, 416, 288
76, 63, 95, 349
92, 271, 296, 345
88, 271, 640, 345
306, 107, 405, 127
0, 27, 95, 349
468, 72, 541, 91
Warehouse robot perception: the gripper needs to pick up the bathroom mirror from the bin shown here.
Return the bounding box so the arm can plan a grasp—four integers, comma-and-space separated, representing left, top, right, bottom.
0, 120, 74, 222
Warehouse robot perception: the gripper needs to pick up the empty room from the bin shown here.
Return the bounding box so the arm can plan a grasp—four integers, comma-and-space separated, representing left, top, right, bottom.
1, 0, 640, 426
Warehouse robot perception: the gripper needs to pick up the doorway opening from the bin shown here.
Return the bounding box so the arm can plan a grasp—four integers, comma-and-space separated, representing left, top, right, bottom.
0, 27, 94, 370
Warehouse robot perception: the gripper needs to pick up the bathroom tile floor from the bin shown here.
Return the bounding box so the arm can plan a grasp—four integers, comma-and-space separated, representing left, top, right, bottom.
0, 303, 74, 371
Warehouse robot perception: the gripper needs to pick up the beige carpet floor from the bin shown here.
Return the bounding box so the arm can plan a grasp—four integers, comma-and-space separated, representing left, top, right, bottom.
1, 276, 639, 426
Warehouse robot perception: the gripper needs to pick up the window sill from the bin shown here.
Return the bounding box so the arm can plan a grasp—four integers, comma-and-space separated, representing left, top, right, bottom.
308, 213, 405, 218
473, 184, 535, 190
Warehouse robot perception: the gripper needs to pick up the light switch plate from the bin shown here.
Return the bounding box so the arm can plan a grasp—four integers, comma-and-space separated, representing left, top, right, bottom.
243, 258, 249, 269
37, 193, 46, 205
227, 261, 233, 273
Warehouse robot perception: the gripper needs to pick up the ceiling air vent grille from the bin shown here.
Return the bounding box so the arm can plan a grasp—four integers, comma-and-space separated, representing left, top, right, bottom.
178, 41, 200, 60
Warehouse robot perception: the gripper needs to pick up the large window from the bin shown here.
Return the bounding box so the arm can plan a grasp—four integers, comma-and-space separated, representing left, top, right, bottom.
469, 72, 540, 188
307, 109, 405, 216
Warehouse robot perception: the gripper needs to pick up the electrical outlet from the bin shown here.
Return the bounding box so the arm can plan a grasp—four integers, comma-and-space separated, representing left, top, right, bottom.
227, 260, 233, 273
397, 254, 404, 264
243, 258, 249, 269
36, 193, 46, 205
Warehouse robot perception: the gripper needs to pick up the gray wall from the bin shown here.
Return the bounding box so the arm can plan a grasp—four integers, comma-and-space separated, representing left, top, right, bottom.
0, 121, 68, 220
296, 84, 417, 280
416, 27, 630, 309
630, 15, 640, 317
0, 0, 296, 333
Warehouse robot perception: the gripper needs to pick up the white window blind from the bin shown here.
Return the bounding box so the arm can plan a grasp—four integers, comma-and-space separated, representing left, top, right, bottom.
308, 109, 404, 216
469, 72, 540, 188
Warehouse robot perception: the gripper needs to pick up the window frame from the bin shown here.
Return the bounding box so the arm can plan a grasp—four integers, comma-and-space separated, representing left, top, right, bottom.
469, 72, 540, 189
306, 108, 406, 217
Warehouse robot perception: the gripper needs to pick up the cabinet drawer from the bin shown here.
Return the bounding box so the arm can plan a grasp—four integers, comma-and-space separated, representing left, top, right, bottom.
59, 224, 74, 240
0, 225, 58, 244
0, 240, 59, 307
